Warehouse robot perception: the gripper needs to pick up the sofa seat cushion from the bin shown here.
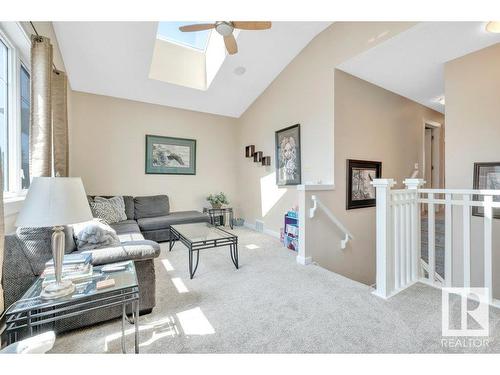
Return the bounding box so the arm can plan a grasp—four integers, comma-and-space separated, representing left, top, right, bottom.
75, 240, 161, 266
134, 195, 170, 219
109, 220, 141, 235
137, 211, 209, 231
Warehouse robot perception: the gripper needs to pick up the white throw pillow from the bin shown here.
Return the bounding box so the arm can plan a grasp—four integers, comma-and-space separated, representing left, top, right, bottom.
91, 196, 127, 223
72, 219, 121, 251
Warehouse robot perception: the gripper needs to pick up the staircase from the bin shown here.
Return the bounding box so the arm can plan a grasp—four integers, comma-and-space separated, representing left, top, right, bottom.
421, 215, 445, 280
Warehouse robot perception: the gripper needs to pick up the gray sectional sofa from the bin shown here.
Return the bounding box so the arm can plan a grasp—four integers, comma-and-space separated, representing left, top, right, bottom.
2, 194, 209, 334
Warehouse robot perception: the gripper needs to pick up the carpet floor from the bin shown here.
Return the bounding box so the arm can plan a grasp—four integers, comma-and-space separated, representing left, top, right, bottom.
51, 227, 500, 353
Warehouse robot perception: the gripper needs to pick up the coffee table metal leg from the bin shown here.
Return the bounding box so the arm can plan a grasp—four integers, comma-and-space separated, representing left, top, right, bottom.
234, 243, 239, 269
190, 249, 200, 279
121, 302, 126, 353
229, 243, 239, 269
169, 228, 175, 252
134, 300, 139, 354
230, 244, 235, 266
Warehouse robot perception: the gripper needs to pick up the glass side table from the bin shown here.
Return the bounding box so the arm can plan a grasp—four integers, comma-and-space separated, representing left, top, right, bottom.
3, 260, 140, 354
203, 207, 234, 229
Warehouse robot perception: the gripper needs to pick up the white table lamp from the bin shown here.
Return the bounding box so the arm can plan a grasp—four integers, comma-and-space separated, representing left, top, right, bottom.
16, 177, 93, 299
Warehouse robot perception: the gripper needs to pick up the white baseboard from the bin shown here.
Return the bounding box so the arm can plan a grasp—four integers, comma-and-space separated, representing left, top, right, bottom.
243, 221, 280, 239
296, 255, 312, 265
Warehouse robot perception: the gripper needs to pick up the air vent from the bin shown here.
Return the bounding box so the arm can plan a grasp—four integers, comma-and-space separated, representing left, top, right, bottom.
255, 220, 264, 232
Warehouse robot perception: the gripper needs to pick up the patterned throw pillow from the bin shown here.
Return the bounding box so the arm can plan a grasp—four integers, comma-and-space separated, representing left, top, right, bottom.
91, 196, 127, 224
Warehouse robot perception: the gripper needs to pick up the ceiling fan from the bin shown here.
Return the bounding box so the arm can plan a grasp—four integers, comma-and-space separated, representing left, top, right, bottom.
179, 21, 272, 55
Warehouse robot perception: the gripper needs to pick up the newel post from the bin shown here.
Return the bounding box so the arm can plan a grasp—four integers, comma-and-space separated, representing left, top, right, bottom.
403, 178, 424, 281
371, 179, 396, 299
403, 178, 425, 190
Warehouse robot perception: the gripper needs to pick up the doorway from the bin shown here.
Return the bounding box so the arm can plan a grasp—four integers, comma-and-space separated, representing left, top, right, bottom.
423, 121, 443, 189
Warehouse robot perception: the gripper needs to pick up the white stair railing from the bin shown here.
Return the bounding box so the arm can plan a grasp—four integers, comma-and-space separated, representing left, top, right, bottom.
310, 195, 353, 249
372, 178, 500, 304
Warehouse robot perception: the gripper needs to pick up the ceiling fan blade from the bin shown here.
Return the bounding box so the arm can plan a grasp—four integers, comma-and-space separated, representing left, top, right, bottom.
231, 21, 272, 30
224, 34, 238, 55
179, 23, 215, 32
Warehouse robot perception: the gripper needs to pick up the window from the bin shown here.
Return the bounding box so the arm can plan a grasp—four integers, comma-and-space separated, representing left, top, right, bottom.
0, 28, 31, 196
20, 65, 30, 189
157, 22, 212, 51
0, 40, 8, 190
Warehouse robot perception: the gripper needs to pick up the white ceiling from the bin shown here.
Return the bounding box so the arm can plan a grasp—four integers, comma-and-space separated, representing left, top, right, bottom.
338, 22, 500, 113
54, 22, 331, 118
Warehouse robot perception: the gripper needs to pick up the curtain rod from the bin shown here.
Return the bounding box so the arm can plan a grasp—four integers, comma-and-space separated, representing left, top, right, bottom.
29, 21, 59, 72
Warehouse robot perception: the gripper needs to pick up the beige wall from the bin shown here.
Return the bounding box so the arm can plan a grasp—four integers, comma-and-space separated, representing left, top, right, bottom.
234, 22, 447, 284
445, 43, 500, 296
236, 22, 418, 235
307, 71, 443, 284
69, 92, 238, 212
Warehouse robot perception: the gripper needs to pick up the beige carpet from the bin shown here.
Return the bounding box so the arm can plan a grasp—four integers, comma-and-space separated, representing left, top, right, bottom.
51, 227, 500, 353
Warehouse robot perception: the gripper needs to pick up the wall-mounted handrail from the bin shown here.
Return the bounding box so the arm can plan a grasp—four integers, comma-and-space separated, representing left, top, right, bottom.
310, 195, 353, 249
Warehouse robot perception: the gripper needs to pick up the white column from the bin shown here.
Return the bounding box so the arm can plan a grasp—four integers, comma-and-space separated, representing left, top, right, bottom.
372, 179, 396, 299
296, 189, 311, 265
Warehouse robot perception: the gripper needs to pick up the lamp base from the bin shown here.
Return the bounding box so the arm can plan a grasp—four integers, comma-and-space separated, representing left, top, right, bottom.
41, 280, 75, 300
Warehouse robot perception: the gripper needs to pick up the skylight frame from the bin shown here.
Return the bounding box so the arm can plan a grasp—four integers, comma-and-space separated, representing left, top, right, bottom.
156, 22, 213, 53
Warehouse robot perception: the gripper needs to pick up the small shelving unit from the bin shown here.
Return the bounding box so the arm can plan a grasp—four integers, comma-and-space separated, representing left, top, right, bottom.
281, 210, 298, 251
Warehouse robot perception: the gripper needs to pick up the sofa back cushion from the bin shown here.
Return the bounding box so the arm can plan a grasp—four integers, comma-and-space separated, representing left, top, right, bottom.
88, 195, 135, 220
134, 195, 170, 219
16, 226, 76, 272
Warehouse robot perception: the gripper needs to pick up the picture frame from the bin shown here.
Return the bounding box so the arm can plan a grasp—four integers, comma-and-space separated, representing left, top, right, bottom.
472, 162, 500, 219
346, 159, 382, 210
145, 134, 196, 175
275, 124, 301, 186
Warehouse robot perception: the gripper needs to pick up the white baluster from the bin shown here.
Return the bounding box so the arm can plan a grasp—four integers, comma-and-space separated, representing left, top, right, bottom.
399, 196, 405, 287
393, 195, 400, 290
484, 195, 493, 303
428, 193, 436, 284
463, 194, 471, 288
445, 193, 453, 287
403, 179, 424, 282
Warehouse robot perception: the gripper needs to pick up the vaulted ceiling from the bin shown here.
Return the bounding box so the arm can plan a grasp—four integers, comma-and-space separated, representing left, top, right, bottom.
54, 22, 331, 118
338, 22, 500, 113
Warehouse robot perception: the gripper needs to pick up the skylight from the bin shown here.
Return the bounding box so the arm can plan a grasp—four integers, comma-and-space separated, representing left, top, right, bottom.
157, 22, 211, 51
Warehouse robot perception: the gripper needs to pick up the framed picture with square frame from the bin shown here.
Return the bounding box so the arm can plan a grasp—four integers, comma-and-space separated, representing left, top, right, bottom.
145, 134, 196, 175
472, 162, 500, 219
346, 159, 382, 210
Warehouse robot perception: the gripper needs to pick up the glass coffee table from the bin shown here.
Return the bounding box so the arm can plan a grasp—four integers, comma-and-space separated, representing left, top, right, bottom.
4, 260, 140, 353
169, 223, 239, 279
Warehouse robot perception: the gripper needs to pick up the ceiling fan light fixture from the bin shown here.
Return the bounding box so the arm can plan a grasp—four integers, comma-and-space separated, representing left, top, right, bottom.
215, 22, 234, 36
485, 21, 500, 33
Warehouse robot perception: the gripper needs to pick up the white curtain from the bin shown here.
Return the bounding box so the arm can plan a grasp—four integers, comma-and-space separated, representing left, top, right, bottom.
30, 35, 53, 177
30, 35, 69, 178
52, 69, 69, 177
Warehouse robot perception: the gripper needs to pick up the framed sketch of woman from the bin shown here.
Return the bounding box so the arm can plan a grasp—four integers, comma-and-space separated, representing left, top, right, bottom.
275, 124, 301, 186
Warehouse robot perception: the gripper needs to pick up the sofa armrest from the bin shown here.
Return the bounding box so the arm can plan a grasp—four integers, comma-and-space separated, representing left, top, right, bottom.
77, 240, 161, 266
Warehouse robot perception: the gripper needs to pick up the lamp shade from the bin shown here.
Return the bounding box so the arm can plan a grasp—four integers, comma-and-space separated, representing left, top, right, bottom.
16, 177, 93, 227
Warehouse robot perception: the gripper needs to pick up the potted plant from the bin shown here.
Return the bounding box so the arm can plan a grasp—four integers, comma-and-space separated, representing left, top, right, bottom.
207, 192, 229, 209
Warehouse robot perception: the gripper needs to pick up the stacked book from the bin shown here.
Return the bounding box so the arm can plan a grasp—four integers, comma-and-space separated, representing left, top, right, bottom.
42, 253, 93, 286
